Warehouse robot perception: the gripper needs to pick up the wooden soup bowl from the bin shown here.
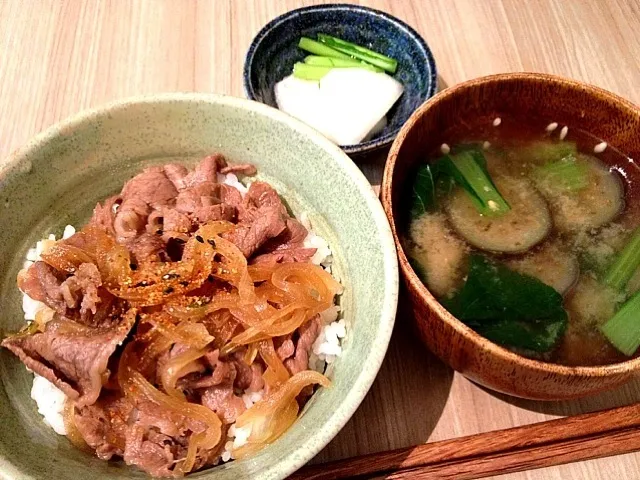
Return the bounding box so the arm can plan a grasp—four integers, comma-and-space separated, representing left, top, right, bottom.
381, 73, 640, 400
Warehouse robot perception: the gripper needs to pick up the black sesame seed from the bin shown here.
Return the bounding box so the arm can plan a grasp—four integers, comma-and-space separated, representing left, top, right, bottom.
207, 274, 215, 283
134, 281, 148, 287
207, 239, 216, 247
179, 280, 189, 287
162, 273, 179, 280
156, 229, 163, 235
195, 235, 204, 243
164, 286, 175, 294
129, 263, 138, 271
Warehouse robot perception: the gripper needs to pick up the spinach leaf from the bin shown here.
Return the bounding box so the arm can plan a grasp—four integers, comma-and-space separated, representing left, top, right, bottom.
410, 164, 435, 218
442, 254, 567, 352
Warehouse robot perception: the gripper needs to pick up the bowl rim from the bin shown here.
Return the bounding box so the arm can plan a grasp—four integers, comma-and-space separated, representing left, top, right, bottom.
0, 92, 399, 480
242, 2, 438, 155
382, 72, 640, 379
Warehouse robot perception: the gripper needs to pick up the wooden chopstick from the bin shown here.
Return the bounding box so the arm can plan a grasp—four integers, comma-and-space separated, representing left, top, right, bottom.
290, 402, 640, 480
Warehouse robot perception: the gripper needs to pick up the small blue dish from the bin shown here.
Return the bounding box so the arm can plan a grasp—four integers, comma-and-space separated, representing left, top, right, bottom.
243, 3, 437, 157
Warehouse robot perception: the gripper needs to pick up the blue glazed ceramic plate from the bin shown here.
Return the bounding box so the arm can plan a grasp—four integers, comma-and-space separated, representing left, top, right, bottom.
244, 3, 437, 156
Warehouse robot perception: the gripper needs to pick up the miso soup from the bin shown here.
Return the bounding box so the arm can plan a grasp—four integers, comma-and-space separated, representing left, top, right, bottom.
405, 118, 640, 366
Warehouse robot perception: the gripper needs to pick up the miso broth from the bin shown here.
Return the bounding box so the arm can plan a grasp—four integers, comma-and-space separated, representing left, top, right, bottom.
405, 118, 640, 366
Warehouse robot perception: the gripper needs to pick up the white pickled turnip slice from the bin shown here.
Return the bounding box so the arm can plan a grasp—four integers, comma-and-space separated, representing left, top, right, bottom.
274, 75, 326, 134
532, 153, 624, 233
407, 212, 469, 297
363, 116, 387, 141
505, 241, 579, 294
274, 71, 402, 145
319, 69, 403, 145
447, 176, 551, 254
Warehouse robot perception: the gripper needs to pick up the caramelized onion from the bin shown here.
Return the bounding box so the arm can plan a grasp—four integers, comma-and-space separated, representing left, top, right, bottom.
62, 401, 91, 452
233, 370, 330, 459
259, 339, 290, 385
148, 314, 214, 350
160, 347, 207, 399
33, 306, 54, 332
40, 244, 95, 274
118, 342, 222, 474
244, 342, 259, 365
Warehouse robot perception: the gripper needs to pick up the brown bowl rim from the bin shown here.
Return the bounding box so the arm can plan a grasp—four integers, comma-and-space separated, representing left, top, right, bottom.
382, 72, 640, 378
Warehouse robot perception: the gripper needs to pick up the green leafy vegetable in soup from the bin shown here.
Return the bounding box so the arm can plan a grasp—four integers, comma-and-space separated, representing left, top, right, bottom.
442, 255, 567, 352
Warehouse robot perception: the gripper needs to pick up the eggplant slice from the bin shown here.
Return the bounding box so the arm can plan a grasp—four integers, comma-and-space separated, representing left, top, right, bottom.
505, 241, 579, 295
407, 212, 469, 297
532, 153, 624, 233
446, 176, 551, 254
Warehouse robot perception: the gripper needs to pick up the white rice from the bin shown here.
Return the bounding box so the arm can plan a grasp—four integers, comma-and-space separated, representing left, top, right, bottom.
31, 374, 67, 435
492, 117, 502, 127
21, 175, 345, 462
22, 226, 75, 435
559, 125, 569, 140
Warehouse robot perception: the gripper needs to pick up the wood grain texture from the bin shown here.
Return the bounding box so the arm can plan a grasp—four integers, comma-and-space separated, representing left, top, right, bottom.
292, 403, 640, 480
1, 1, 640, 479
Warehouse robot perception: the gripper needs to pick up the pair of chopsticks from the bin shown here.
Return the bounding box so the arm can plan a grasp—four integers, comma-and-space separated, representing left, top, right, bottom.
291, 402, 640, 480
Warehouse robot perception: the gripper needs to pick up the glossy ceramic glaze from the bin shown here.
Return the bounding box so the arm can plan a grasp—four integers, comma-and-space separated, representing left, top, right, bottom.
382, 73, 640, 400
243, 3, 437, 156
0, 94, 399, 479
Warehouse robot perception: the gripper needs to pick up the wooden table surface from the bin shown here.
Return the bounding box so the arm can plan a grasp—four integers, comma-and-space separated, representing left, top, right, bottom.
1, 1, 640, 479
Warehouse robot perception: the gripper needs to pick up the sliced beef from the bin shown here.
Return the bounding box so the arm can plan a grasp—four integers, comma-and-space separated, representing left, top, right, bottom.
134, 396, 205, 438
74, 392, 133, 460
160, 208, 192, 233
247, 363, 265, 392
1, 314, 135, 407
163, 164, 189, 191
181, 154, 226, 189
125, 233, 166, 263
219, 163, 257, 176
252, 218, 316, 264
17, 261, 67, 313
146, 207, 193, 245
238, 181, 286, 223
18, 261, 112, 325
175, 182, 221, 214
223, 205, 287, 258
114, 198, 150, 243
274, 334, 295, 361
225, 182, 315, 260
58, 263, 102, 318
251, 248, 316, 265
76, 390, 225, 477
89, 195, 119, 236
192, 204, 236, 224
201, 384, 246, 424
285, 314, 322, 375
124, 426, 183, 478
76, 391, 221, 477
232, 353, 256, 391
274, 218, 309, 248
120, 166, 178, 208
220, 184, 243, 209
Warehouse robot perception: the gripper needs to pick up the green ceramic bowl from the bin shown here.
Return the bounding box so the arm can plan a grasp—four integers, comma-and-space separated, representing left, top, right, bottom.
0, 94, 398, 479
